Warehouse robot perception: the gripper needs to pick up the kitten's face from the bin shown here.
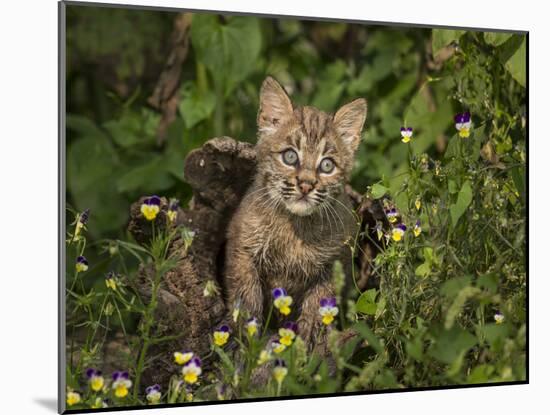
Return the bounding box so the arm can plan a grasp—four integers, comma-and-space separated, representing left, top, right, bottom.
255, 77, 367, 217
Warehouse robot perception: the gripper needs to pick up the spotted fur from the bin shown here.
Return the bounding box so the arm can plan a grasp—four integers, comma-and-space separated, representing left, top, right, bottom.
224, 76, 367, 348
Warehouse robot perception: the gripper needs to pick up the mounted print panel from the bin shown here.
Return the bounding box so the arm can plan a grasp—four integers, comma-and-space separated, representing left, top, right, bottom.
59, 1, 528, 413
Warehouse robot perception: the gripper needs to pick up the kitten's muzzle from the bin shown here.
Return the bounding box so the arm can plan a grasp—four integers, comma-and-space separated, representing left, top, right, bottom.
298, 181, 315, 195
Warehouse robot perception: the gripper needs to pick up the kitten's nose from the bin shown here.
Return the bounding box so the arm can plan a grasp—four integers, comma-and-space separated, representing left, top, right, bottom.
298, 181, 314, 195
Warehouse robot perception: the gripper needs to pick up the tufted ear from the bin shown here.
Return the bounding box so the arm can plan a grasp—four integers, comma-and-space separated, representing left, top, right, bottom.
333, 98, 367, 153
257, 76, 293, 136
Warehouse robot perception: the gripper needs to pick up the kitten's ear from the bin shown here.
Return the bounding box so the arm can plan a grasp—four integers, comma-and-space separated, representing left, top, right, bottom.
257, 76, 293, 135
333, 98, 367, 153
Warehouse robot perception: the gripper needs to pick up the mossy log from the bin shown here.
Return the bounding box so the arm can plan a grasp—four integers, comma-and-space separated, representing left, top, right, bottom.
126, 136, 386, 386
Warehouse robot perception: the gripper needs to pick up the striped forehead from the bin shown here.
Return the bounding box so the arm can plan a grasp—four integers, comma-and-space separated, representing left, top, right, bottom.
295, 107, 333, 150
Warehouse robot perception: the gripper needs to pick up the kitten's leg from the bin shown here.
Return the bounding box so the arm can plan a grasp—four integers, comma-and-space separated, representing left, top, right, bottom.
297, 279, 335, 354
225, 244, 264, 323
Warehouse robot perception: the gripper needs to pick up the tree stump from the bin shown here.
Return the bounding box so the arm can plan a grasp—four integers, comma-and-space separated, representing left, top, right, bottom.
127, 136, 385, 387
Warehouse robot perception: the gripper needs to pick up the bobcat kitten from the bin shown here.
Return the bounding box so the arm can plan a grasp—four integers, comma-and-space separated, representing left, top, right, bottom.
224, 77, 367, 349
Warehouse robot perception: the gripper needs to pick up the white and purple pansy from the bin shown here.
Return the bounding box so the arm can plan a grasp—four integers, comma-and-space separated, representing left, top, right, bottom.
385, 208, 399, 223
140, 195, 161, 221
245, 317, 259, 336
173, 350, 194, 365
272, 359, 288, 384
105, 271, 117, 290
392, 223, 407, 242
272, 287, 293, 316
75, 208, 90, 236
414, 220, 422, 237
167, 199, 179, 223
319, 297, 339, 325
86, 368, 104, 392
66, 390, 81, 406
76, 255, 89, 272
278, 321, 298, 346
213, 324, 230, 347
454, 112, 472, 138
111, 371, 132, 398
271, 340, 287, 354
182, 356, 202, 384
145, 384, 161, 404
400, 127, 413, 143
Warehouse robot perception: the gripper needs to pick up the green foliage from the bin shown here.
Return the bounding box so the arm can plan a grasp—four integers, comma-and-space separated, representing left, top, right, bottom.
190, 14, 262, 96
65, 6, 526, 409
356, 289, 378, 315
450, 180, 473, 228
504, 37, 526, 87
432, 29, 465, 54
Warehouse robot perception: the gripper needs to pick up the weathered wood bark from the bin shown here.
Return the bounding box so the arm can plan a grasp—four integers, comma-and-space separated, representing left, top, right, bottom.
147, 13, 192, 144
127, 136, 385, 387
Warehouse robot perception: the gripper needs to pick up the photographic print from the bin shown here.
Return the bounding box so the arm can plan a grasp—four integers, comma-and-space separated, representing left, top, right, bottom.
60, 1, 527, 412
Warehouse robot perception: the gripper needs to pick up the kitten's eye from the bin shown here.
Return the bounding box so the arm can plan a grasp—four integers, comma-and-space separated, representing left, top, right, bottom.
282, 149, 299, 166
319, 158, 335, 174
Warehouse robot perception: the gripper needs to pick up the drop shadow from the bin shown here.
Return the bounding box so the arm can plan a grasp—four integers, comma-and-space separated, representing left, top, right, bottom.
34, 398, 58, 412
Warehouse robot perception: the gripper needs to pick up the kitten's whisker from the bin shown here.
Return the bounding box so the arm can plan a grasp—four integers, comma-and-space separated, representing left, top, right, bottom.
251, 189, 272, 204
258, 193, 278, 212
323, 203, 338, 239
326, 194, 359, 222
325, 200, 346, 238
312, 194, 326, 204
320, 203, 334, 240
261, 190, 284, 216
246, 185, 271, 199
253, 189, 280, 213
317, 200, 325, 232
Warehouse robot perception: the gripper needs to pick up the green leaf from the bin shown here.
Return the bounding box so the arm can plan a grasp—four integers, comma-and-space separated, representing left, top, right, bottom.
66, 134, 127, 235
428, 326, 477, 364
511, 165, 526, 200
477, 273, 499, 294
448, 179, 458, 194
445, 126, 483, 161
356, 289, 378, 315
102, 109, 158, 149
415, 262, 431, 278
213, 345, 235, 375
375, 296, 386, 320
479, 323, 509, 350
312, 60, 348, 110
179, 84, 216, 129
450, 180, 473, 228
432, 29, 465, 55
403, 82, 454, 155
468, 127, 484, 163
371, 183, 389, 199
504, 37, 526, 87
353, 322, 384, 354
103, 117, 140, 149
445, 135, 460, 159
406, 336, 424, 361
440, 275, 472, 298
191, 15, 262, 95
116, 156, 175, 194
66, 114, 106, 138
340, 336, 362, 362
484, 32, 512, 46
468, 364, 495, 383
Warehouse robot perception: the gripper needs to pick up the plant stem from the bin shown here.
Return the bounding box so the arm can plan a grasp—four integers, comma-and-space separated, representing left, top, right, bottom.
261, 304, 274, 342
214, 80, 224, 136
133, 262, 163, 400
